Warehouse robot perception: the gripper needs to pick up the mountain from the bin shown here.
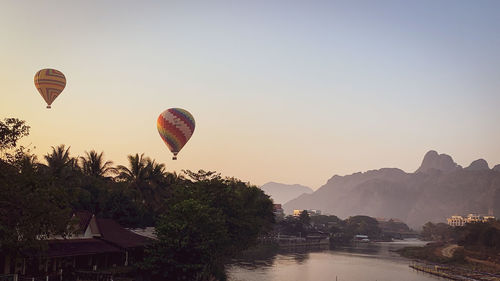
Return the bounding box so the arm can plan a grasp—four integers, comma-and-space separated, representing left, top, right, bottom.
415, 150, 461, 174
494, 165, 500, 172
465, 159, 489, 171
260, 182, 313, 204
284, 151, 500, 228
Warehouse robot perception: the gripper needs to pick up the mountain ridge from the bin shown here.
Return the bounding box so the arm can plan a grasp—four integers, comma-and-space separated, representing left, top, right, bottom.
259, 182, 313, 205
283, 150, 500, 228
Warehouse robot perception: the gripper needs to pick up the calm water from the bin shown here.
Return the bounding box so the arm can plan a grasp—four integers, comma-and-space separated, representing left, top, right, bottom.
227, 240, 441, 281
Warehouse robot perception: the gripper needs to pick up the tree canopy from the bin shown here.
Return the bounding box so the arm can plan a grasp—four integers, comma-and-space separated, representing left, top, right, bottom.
0, 118, 275, 280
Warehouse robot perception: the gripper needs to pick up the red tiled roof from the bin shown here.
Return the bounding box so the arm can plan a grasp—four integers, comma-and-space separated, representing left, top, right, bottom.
26, 239, 121, 258
96, 218, 150, 249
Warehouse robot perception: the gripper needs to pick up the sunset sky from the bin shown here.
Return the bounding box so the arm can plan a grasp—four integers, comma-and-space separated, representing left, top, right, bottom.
1, 0, 500, 189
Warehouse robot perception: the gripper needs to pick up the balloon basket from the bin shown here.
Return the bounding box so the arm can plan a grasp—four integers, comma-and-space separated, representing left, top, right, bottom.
46, 105, 51, 109
172, 156, 177, 160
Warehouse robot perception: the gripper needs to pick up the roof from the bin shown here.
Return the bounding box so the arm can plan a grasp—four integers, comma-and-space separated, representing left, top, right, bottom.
96, 218, 150, 249
25, 239, 121, 258
128, 227, 157, 240
74, 211, 93, 233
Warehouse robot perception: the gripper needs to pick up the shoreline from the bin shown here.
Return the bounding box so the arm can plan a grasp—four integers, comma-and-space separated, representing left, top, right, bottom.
398, 243, 500, 281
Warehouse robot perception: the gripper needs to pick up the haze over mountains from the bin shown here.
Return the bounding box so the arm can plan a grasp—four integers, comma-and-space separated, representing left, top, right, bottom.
282, 150, 500, 228
260, 182, 313, 205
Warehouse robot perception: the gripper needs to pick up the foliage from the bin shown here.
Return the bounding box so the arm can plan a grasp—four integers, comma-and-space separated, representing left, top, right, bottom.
275, 214, 390, 243
0, 118, 30, 151
0, 118, 274, 279
0, 123, 71, 255
421, 222, 455, 241
344, 215, 381, 238
142, 171, 274, 280
143, 199, 229, 281
299, 210, 311, 226
457, 222, 500, 251
310, 215, 343, 226
80, 150, 116, 178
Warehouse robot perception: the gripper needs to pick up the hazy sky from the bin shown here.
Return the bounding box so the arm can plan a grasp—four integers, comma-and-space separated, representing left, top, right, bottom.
1, 0, 499, 189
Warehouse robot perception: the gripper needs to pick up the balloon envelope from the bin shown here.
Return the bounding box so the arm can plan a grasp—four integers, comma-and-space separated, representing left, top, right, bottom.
34, 68, 66, 108
157, 108, 195, 160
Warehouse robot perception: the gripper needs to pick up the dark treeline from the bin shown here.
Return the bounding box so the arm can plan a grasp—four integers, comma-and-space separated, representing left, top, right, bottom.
398, 221, 500, 266
0, 118, 274, 280
275, 212, 411, 242
421, 221, 500, 252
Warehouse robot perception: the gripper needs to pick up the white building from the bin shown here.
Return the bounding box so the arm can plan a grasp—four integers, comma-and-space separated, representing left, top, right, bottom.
446, 214, 496, 227
293, 209, 322, 217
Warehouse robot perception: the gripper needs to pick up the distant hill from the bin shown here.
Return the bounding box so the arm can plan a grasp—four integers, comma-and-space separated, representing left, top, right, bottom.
260, 182, 313, 204
283, 151, 500, 228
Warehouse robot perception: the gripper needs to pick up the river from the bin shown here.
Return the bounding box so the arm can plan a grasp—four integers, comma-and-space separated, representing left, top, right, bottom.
227, 239, 441, 281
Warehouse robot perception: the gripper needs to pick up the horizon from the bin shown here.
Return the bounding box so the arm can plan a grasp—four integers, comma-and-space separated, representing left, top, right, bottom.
2, 0, 500, 189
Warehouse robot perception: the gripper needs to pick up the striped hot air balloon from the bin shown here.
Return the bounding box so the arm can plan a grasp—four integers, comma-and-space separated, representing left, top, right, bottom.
34, 68, 66, 109
157, 108, 196, 160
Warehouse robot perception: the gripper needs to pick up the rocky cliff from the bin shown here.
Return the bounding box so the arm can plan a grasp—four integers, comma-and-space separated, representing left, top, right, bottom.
284, 151, 500, 228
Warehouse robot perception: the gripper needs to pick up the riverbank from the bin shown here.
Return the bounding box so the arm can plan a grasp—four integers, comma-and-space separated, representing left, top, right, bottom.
398, 242, 500, 281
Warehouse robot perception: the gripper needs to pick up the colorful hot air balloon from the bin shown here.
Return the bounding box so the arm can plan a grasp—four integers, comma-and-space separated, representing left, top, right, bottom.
157, 108, 196, 160
34, 68, 66, 109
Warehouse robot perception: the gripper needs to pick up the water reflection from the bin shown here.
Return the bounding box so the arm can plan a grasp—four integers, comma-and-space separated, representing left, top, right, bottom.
228, 240, 438, 281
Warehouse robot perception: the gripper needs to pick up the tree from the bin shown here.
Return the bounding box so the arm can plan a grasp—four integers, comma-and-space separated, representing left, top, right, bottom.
0, 118, 30, 151
117, 153, 150, 202
458, 222, 500, 251
142, 171, 274, 280
421, 222, 453, 241
100, 186, 145, 227
43, 144, 78, 179
80, 150, 116, 178
143, 199, 229, 281
299, 210, 311, 226
345, 216, 381, 238
0, 120, 71, 257
117, 154, 171, 214
0, 118, 31, 165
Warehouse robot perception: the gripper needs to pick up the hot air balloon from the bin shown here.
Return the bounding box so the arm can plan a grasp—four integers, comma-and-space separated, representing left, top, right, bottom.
34, 68, 66, 109
157, 108, 196, 160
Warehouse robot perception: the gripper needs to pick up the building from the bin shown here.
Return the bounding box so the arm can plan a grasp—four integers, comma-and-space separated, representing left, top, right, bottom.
1, 211, 151, 279
273, 204, 285, 221
447, 215, 466, 227
293, 209, 322, 217
446, 213, 496, 227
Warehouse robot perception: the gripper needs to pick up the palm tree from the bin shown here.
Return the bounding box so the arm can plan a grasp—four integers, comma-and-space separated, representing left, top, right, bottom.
18, 153, 39, 176
117, 153, 150, 203
117, 153, 149, 184
80, 150, 116, 178
43, 145, 77, 178
144, 159, 168, 210
117, 154, 172, 211
164, 171, 184, 185
146, 159, 167, 184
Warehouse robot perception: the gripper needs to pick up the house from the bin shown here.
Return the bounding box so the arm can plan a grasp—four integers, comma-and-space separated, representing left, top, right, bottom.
1, 211, 151, 279
293, 209, 322, 217
273, 204, 285, 221
446, 214, 496, 227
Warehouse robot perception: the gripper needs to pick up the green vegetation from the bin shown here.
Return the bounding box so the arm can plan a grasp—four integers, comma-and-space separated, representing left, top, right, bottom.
0, 118, 274, 280
142, 172, 274, 280
399, 220, 500, 272
275, 213, 404, 243
421, 222, 456, 242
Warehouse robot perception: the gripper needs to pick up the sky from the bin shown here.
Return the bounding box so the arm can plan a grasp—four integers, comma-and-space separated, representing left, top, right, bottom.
1, 0, 500, 189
